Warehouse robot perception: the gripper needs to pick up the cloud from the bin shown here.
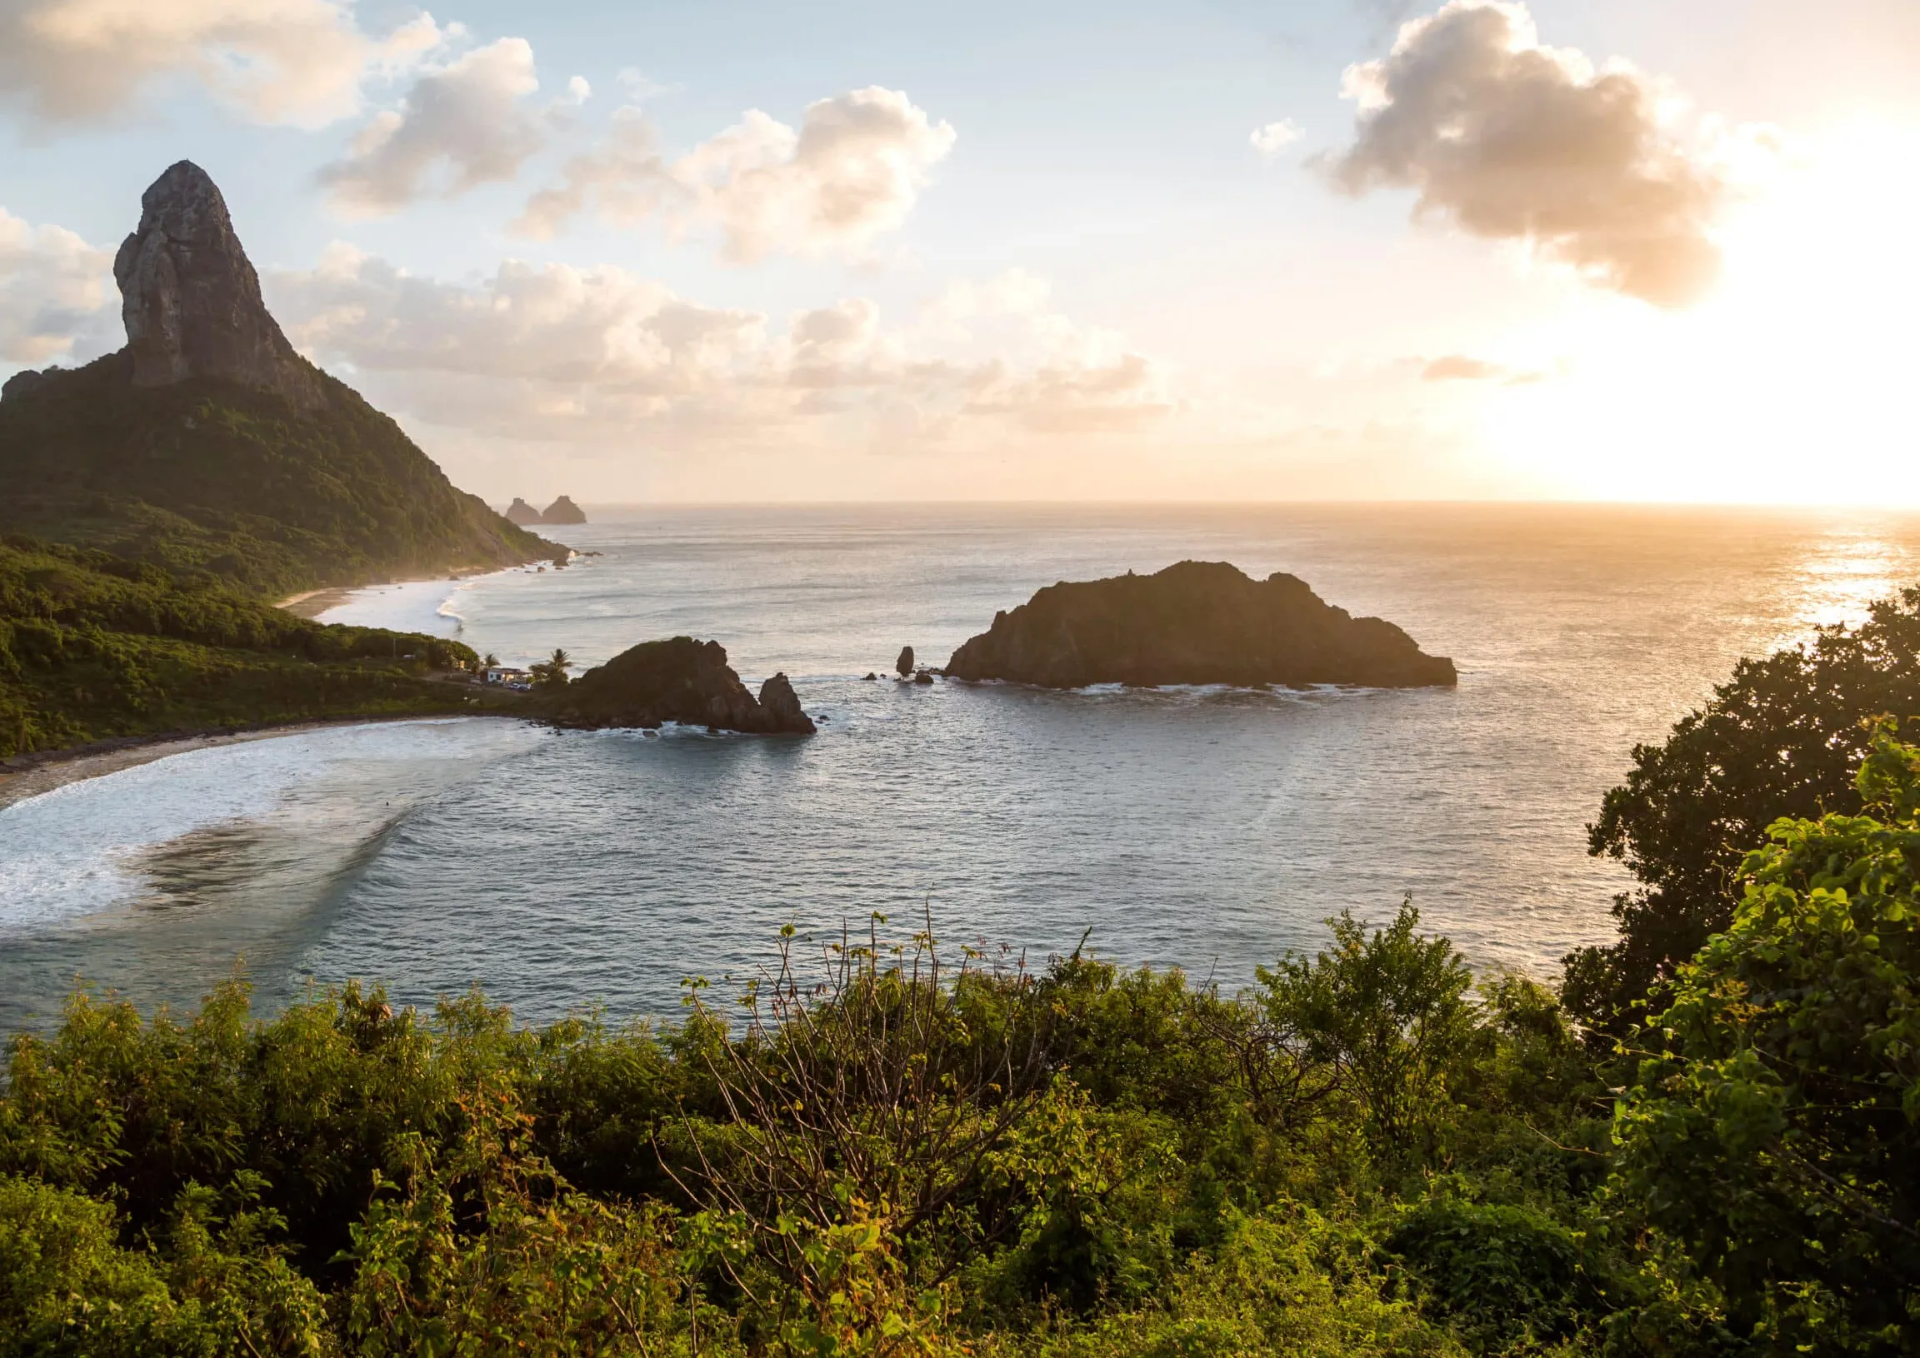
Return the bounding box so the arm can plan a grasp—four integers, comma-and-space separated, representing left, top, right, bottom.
1250, 120, 1303, 158
0, 0, 440, 127
1421, 354, 1505, 381
321, 37, 558, 216
1324, 0, 1729, 307
268, 247, 1168, 446
515, 105, 663, 239
0, 207, 114, 364
1419, 353, 1556, 385
516, 86, 957, 262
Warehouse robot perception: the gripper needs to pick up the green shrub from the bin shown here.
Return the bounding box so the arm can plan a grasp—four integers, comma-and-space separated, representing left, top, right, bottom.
1611, 723, 1920, 1354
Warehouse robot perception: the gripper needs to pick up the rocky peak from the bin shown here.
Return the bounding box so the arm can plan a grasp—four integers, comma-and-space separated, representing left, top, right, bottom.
505, 497, 543, 526
112, 160, 321, 409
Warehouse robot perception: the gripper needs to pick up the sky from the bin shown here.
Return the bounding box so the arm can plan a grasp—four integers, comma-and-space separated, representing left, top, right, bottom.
1, 0, 1916, 504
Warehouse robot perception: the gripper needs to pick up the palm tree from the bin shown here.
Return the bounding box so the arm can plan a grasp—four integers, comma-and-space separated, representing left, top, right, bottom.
549, 648, 571, 676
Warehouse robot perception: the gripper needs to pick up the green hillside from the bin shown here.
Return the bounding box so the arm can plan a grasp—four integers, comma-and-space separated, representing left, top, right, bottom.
0, 351, 563, 599
0, 534, 517, 758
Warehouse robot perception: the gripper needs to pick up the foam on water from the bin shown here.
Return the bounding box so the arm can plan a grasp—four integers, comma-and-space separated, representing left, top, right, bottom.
0, 720, 546, 1020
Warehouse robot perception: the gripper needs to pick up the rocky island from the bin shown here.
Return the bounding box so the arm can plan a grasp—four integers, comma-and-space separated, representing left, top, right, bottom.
944, 560, 1456, 689
505, 496, 588, 526
543, 638, 816, 735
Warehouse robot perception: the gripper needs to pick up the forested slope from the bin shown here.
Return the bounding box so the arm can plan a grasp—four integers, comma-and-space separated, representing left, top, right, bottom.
0, 535, 509, 757
0, 352, 562, 600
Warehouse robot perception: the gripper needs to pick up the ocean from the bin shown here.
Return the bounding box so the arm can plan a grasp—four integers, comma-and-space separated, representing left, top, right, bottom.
3, 502, 1917, 1029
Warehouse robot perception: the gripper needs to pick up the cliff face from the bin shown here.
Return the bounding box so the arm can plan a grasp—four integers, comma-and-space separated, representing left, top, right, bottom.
113, 161, 323, 410
945, 561, 1457, 690
545, 638, 816, 734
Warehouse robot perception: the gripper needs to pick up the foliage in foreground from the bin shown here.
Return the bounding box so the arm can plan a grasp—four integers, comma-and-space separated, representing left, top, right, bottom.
0, 534, 505, 756
1568, 587, 1920, 1029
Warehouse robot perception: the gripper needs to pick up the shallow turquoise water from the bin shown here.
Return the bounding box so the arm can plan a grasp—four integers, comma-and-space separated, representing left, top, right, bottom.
4, 502, 1918, 1027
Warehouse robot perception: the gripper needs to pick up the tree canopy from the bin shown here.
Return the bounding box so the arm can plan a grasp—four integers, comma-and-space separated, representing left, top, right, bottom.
1566, 588, 1920, 1028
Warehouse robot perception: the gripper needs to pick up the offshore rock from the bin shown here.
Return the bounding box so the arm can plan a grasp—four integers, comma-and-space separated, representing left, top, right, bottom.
505, 498, 543, 526
541, 495, 588, 524
758, 672, 817, 734
113, 161, 323, 409
544, 637, 816, 735
945, 560, 1457, 690
895, 646, 915, 677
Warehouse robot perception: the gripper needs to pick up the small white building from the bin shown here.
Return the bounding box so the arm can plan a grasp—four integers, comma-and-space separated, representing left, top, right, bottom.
483, 666, 533, 687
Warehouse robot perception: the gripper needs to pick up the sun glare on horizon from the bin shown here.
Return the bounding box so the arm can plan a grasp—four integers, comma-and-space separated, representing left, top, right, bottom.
1486, 120, 1920, 506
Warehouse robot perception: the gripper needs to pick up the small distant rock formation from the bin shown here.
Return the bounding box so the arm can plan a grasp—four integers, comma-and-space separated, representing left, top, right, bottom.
895, 646, 915, 677
544, 637, 816, 734
505, 498, 543, 526
944, 561, 1457, 690
758, 672, 816, 733
112, 160, 323, 410
541, 495, 587, 524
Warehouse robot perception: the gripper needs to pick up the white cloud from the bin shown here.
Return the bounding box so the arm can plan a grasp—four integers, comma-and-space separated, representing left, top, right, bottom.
1250, 120, 1303, 157
268, 248, 1168, 446
321, 37, 553, 216
1421, 354, 1505, 381
515, 105, 662, 239
516, 86, 957, 262
1325, 0, 1732, 306
0, 0, 440, 127
1419, 353, 1554, 385
0, 207, 113, 365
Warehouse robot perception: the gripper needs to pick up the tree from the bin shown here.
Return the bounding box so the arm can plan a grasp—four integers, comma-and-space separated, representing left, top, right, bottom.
1566, 588, 1920, 1029
531, 648, 572, 690
1256, 898, 1478, 1159
1611, 722, 1920, 1353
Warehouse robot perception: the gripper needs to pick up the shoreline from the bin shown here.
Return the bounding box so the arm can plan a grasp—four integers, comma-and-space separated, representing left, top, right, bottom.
0, 713, 517, 810
276, 557, 563, 626
277, 586, 359, 618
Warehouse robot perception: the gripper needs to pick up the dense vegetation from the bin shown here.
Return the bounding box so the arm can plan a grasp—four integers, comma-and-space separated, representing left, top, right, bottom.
0, 534, 511, 757
0, 353, 562, 599
5, 725, 1917, 1353
1564, 587, 1920, 1029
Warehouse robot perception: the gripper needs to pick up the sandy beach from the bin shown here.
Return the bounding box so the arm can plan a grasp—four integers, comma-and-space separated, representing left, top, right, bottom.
0, 715, 509, 810
276, 586, 360, 619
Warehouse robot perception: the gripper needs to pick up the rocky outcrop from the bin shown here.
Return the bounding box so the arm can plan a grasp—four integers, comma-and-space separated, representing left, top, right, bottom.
544, 638, 816, 734
506, 498, 543, 526
112, 161, 323, 409
895, 646, 915, 677
758, 673, 817, 734
0, 367, 58, 404
945, 561, 1457, 690
541, 495, 587, 524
